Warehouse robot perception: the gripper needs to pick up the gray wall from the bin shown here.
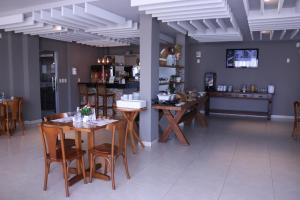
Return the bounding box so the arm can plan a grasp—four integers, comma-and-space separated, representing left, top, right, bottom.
40, 38, 104, 112
0, 30, 41, 121
186, 41, 300, 116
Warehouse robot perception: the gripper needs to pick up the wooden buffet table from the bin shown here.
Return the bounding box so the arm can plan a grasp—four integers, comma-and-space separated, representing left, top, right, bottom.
44, 118, 123, 184
207, 92, 273, 120
153, 96, 208, 145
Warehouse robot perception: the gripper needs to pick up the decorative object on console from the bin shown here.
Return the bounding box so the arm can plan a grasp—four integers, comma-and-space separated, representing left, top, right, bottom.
268, 85, 275, 94
204, 72, 217, 92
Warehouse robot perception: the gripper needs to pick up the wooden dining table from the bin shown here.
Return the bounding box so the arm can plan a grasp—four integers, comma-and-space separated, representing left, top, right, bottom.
152, 96, 208, 145
43, 117, 124, 185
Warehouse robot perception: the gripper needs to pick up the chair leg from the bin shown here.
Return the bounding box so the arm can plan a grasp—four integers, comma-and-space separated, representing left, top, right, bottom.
104, 159, 108, 175
43, 161, 50, 191
111, 158, 116, 190
62, 162, 70, 197
6, 120, 11, 137
19, 120, 25, 135
122, 154, 130, 179
80, 156, 87, 184
89, 155, 94, 183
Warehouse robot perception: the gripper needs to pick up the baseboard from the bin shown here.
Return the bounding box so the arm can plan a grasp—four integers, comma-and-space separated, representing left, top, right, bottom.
24, 119, 42, 125
271, 115, 294, 120
209, 112, 293, 121
142, 139, 158, 147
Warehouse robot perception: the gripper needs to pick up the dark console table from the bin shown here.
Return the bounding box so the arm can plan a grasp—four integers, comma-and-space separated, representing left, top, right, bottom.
206, 92, 273, 120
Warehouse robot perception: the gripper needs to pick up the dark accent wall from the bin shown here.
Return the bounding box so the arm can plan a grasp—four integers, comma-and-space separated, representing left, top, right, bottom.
0, 31, 41, 121
39, 38, 104, 112
186, 41, 300, 116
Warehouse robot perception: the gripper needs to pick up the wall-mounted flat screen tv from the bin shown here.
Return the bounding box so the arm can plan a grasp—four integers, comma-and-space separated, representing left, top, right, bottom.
226, 49, 259, 68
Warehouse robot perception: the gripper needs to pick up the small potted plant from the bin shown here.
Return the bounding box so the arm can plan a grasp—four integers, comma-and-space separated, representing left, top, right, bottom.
80, 105, 93, 122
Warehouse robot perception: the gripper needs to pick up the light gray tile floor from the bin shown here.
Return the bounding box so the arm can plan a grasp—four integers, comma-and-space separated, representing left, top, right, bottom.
0, 116, 300, 200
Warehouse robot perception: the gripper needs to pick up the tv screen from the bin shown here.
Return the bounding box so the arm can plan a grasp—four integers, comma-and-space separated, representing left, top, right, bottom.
226, 49, 259, 68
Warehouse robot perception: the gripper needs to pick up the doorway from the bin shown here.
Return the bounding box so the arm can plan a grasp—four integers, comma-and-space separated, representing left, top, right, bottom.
39, 51, 59, 118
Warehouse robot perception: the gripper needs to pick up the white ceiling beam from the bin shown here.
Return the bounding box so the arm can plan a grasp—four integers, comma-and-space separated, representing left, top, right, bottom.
151, 7, 228, 18
270, 30, 274, 40
280, 30, 286, 40
40, 10, 79, 30
290, 29, 299, 39
135, 0, 224, 11
51, 8, 88, 29
73, 4, 109, 26
167, 22, 187, 34
0, 17, 34, 30
278, 0, 285, 13
146, 3, 226, 15
190, 20, 206, 33
161, 13, 229, 22
260, 0, 264, 14
61, 6, 103, 27
86, 20, 134, 32
0, 0, 98, 18
203, 19, 216, 32
6, 23, 45, 32
243, 0, 249, 15
216, 18, 227, 31
0, 14, 23, 26
84, 2, 126, 25
131, 0, 185, 7
177, 21, 197, 33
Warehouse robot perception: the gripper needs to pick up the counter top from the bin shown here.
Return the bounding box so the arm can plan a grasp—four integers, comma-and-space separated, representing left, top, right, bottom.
78, 81, 139, 89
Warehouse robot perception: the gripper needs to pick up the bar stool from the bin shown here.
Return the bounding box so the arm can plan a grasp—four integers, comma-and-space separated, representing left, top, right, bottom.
292, 101, 300, 139
96, 84, 116, 116
78, 84, 96, 108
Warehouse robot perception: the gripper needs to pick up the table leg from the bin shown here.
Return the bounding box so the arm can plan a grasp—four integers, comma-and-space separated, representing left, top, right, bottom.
75, 131, 82, 174
160, 110, 190, 145
267, 100, 272, 120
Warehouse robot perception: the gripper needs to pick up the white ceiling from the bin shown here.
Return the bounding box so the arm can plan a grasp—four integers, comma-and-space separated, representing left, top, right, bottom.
0, 0, 299, 46
244, 0, 300, 40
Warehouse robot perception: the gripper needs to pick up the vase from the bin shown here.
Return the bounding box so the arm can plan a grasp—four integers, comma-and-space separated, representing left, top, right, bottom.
82, 115, 91, 123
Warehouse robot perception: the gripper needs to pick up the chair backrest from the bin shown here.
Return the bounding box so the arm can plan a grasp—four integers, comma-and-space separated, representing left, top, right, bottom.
294, 101, 300, 119
39, 123, 66, 161
79, 84, 88, 95
14, 97, 23, 120
4, 99, 20, 120
43, 113, 69, 122
97, 84, 107, 95
0, 103, 5, 119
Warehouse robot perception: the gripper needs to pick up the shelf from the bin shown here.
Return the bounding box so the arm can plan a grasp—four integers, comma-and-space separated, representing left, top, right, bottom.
159, 65, 184, 69
159, 81, 185, 85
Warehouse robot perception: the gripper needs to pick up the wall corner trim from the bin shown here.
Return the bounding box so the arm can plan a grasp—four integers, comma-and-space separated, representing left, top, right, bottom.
141, 139, 158, 147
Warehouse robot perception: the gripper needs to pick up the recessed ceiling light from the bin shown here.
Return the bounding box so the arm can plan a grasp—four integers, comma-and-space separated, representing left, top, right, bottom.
53, 25, 62, 31
264, 0, 270, 2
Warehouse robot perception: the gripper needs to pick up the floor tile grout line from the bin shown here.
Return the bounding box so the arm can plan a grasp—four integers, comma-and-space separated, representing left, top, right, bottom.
217, 132, 240, 200
159, 133, 212, 200
266, 121, 277, 200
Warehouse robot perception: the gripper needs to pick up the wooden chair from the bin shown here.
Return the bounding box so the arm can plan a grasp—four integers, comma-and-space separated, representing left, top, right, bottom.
79, 84, 96, 108
96, 84, 116, 116
0, 104, 5, 134
292, 101, 300, 139
4, 98, 25, 136
39, 123, 87, 197
43, 113, 82, 148
89, 118, 130, 189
